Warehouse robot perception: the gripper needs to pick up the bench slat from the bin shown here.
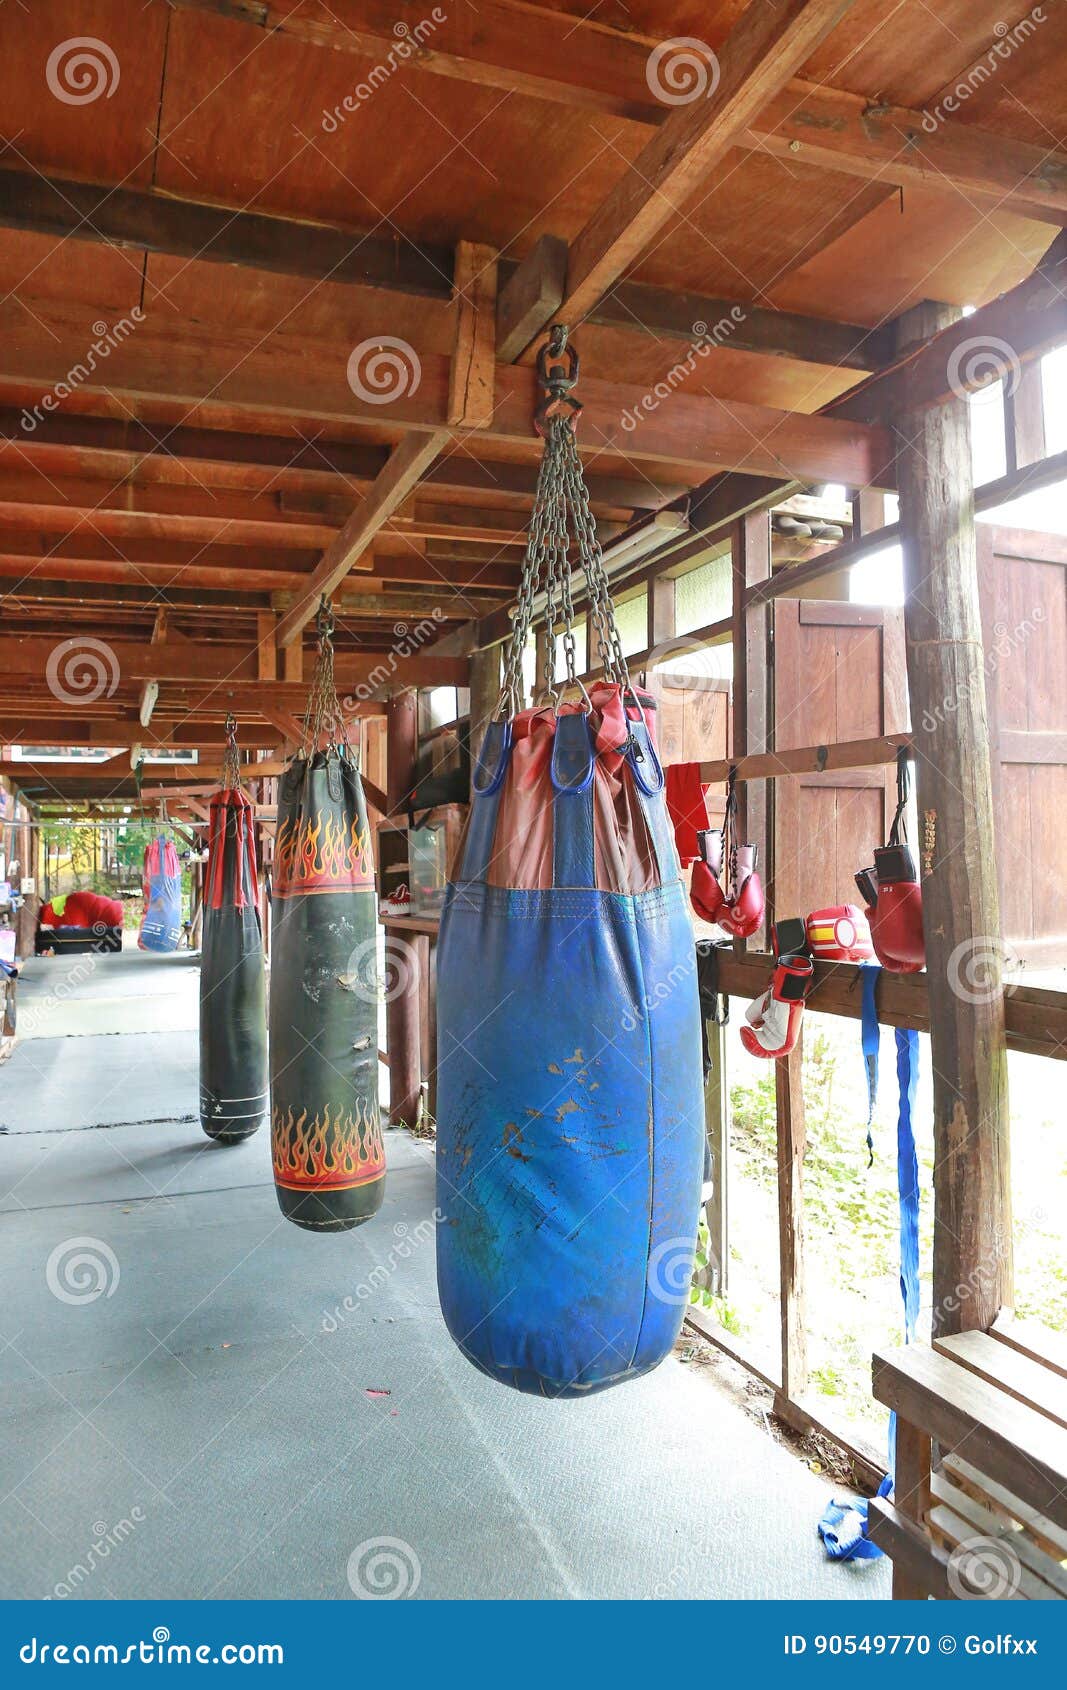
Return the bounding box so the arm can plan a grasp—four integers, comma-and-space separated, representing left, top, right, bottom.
943, 1453, 1067, 1562
873, 1344, 1067, 1532
930, 1475, 1067, 1600
992, 1313, 1067, 1382
935, 1329, 1067, 1431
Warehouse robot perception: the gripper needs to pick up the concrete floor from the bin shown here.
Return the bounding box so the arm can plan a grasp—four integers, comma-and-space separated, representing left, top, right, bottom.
0, 949, 888, 1600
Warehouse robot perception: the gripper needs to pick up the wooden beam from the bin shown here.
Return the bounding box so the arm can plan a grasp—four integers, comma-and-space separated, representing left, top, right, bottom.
274, 431, 450, 648
256, 611, 278, 682
894, 302, 1012, 1335
732, 510, 771, 942
448, 243, 498, 429
589, 280, 891, 372
0, 500, 334, 550
0, 636, 468, 688
496, 234, 568, 361
836, 232, 1067, 424
749, 81, 1067, 227
1, 299, 891, 483
556, 0, 858, 328
0, 168, 453, 298
775, 1034, 808, 1402
697, 731, 910, 785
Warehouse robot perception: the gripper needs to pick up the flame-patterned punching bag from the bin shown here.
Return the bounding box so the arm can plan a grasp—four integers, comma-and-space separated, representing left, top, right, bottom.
269, 606, 384, 1231
199, 727, 268, 1143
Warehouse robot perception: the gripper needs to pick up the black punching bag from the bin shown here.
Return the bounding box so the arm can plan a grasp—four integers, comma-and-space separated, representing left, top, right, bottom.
199, 767, 268, 1143
269, 609, 384, 1231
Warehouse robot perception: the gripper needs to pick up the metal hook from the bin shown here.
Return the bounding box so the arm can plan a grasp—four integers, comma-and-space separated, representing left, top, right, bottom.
534, 327, 582, 437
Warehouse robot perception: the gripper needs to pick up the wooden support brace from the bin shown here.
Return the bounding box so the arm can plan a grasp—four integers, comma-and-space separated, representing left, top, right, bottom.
448, 242, 498, 427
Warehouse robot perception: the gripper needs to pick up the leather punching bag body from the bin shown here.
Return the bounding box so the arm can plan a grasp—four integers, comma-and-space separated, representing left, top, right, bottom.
269, 747, 384, 1231
199, 783, 267, 1143
138, 835, 182, 953
436, 690, 704, 1397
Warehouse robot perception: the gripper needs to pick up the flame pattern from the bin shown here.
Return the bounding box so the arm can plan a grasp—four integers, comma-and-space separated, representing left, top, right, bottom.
271, 1100, 385, 1191
274, 808, 373, 898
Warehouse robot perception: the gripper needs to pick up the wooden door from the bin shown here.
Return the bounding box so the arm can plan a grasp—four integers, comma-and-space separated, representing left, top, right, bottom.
977, 525, 1067, 965
773, 600, 908, 922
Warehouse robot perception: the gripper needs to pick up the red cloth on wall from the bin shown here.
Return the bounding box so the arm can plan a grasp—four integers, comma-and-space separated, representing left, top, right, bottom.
665, 763, 710, 866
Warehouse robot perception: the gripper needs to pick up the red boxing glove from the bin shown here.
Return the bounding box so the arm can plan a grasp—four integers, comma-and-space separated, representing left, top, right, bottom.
689, 829, 725, 925
717, 844, 765, 940
739, 947, 814, 1061
869, 844, 925, 973
805, 904, 873, 964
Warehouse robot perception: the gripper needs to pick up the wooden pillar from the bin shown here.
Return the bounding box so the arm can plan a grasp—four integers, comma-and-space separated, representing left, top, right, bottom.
703, 1018, 728, 1296
283, 636, 303, 684
385, 690, 420, 1124
731, 510, 771, 942
894, 303, 1012, 1334
775, 1032, 807, 1400
648, 573, 675, 653
468, 645, 500, 791
386, 691, 418, 816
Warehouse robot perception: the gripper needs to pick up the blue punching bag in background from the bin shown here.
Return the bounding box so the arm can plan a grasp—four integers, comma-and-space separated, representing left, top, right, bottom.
138, 834, 182, 953
435, 358, 704, 1398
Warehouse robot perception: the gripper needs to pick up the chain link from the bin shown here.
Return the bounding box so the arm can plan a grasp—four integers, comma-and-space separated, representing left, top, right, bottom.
497, 360, 632, 720
301, 596, 347, 756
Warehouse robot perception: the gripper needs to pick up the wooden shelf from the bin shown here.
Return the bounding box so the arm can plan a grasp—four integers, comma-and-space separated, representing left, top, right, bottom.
379, 913, 441, 936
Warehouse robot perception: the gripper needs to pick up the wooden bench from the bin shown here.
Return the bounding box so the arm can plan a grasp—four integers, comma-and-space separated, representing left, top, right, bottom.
869, 1316, 1067, 1599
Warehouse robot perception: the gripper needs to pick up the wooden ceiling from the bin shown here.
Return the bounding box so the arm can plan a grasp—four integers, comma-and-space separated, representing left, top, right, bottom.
0, 0, 1064, 782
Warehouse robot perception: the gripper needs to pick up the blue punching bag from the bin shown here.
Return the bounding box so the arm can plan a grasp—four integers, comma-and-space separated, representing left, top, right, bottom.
435, 362, 704, 1397
138, 834, 182, 953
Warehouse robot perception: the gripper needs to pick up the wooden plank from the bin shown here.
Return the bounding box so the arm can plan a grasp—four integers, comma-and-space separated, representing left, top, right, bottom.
775, 1030, 807, 1401
496, 235, 568, 362
749, 82, 1067, 228
895, 302, 1012, 1335
0, 637, 468, 688
448, 243, 498, 429
255, 611, 277, 683
992, 1313, 1067, 1381
0, 168, 453, 298
697, 732, 910, 785
865, 1493, 953, 1595
557, 0, 859, 328
889, 1417, 933, 1600
930, 1475, 1067, 1599
0, 501, 335, 550
873, 1344, 1067, 1532
703, 1018, 728, 1299
590, 280, 891, 372
274, 433, 449, 648
934, 1331, 1067, 1430
943, 1453, 1067, 1564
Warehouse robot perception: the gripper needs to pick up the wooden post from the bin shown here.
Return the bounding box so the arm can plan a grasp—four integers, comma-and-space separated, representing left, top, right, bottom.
648, 573, 675, 653
894, 302, 1012, 1335
468, 646, 500, 793
1003, 359, 1046, 472
890, 1418, 932, 1600
385, 690, 420, 1125
775, 1031, 808, 1400
703, 1018, 729, 1296
732, 510, 771, 943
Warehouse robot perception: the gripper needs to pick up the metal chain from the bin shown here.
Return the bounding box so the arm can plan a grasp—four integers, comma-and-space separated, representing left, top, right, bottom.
222, 713, 242, 789
301, 597, 345, 755
497, 334, 631, 718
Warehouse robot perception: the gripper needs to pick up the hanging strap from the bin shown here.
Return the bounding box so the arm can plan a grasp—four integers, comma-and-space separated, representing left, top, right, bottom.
860, 965, 880, 1168
888, 745, 910, 846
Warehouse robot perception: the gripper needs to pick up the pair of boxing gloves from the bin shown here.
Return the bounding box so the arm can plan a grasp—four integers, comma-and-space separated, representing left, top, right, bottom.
740, 909, 872, 1060
690, 830, 764, 939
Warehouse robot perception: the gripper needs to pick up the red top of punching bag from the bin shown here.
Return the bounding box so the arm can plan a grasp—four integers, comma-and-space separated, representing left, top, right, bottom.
206, 786, 259, 911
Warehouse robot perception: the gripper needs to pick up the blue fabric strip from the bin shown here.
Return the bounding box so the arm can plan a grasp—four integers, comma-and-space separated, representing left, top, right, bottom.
551, 713, 596, 889
860, 965, 880, 1168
